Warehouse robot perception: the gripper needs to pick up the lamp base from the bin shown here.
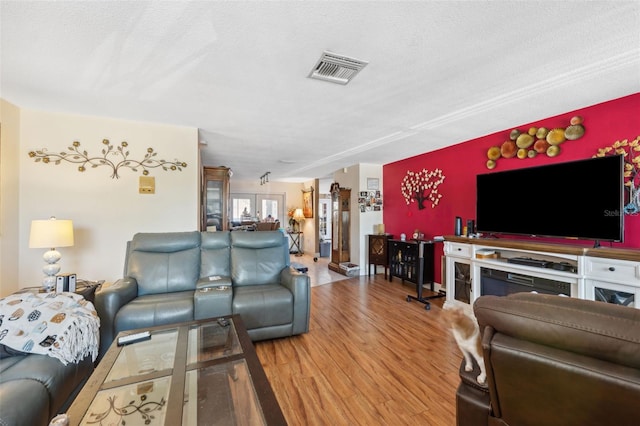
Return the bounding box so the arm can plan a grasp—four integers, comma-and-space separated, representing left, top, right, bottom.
42, 275, 56, 292
41, 248, 62, 292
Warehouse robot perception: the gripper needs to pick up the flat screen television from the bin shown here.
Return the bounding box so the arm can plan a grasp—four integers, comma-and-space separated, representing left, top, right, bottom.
476, 155, 624, 243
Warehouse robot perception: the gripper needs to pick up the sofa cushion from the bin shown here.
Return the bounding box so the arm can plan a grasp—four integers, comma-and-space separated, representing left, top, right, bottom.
1, 353, 92, 411
0, 379, 50, 426
127, 232, 201, 296
231, 231, 288, 286
115, 291, 194, 333
201, 231, 231, 277
0, 353, 93, 426
129, 231, 201, 253
232, 285, 293, 329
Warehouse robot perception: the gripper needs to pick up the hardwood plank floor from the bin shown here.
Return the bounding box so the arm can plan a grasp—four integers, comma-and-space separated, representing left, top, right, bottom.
255, 274, 463, 425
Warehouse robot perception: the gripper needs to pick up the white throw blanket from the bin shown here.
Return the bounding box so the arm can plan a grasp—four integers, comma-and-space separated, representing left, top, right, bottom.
0, 292, 100, 365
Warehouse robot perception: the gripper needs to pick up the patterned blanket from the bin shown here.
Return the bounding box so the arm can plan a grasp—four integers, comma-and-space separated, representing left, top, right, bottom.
0, 292, 100, 365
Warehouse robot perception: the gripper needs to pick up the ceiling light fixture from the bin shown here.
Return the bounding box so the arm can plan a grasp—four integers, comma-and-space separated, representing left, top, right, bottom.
260, 171, 271, 185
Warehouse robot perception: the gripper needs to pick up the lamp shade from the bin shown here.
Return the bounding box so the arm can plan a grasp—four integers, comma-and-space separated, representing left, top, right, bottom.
293, 208, 305, 221
29, 218, 74, 249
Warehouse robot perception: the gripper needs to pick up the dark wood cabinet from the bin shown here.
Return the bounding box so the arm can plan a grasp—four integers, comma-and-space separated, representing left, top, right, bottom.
388, 239, 434, 285
368, 234, 393, 278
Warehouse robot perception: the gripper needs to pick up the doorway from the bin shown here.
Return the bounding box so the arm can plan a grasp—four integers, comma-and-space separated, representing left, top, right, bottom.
230, 193, 285, 225
319, 197, 331, 241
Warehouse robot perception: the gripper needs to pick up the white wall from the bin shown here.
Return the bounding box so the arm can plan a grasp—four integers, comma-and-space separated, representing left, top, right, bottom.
357, 164, 383, 271
0, 99, 22, 295
13, 107, 199, 291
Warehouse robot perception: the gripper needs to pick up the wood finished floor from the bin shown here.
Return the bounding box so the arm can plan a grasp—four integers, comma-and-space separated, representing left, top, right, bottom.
255, 274, 462, 425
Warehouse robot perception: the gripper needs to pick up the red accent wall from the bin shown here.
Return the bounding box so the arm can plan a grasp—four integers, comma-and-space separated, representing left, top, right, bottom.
383, 93, 640, 284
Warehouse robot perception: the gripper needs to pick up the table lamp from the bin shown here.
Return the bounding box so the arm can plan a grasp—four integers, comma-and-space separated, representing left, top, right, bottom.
293, 208, 305, 232
29, 217, 74, 291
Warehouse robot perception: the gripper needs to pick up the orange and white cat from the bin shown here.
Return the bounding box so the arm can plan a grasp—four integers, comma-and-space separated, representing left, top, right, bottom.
443, 304, 486, 384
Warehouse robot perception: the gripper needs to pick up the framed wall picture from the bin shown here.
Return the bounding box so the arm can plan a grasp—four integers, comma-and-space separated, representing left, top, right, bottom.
302, 187, 314, 218
367, 178, 379, 190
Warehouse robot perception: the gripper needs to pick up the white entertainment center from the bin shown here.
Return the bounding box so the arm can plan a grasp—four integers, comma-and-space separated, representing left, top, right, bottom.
444, 236, 640, 309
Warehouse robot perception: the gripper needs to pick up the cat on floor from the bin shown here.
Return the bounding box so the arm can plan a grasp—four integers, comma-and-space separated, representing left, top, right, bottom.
443, 303, 486, 384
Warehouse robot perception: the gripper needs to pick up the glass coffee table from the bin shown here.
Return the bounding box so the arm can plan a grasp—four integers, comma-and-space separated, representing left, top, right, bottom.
66, 315, 286, 425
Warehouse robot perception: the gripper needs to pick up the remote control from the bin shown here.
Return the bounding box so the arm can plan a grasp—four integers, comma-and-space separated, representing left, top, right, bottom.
117, 331, 151, 346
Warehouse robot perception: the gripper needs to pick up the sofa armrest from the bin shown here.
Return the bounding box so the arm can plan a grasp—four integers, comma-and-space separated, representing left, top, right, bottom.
280, 267, 311, 335
194, 276, 233, 320
474, 293, 640, 370
456, 359, 490, 426
94, 277, 138, 359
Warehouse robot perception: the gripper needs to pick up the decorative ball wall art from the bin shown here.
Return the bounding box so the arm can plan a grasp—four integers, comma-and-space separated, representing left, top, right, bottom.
485, 116, 585, 169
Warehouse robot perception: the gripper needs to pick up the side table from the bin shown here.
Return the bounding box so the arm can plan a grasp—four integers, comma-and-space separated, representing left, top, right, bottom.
288, 231, 303, 256
15, 280, 104, 303
75, 280, 104, 303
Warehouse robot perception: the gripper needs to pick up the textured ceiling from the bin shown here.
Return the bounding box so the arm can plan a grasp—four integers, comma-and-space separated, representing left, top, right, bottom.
2, 1, 639, 181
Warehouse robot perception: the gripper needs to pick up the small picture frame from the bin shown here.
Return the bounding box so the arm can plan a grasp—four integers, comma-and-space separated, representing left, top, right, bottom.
367, 178, 379, 190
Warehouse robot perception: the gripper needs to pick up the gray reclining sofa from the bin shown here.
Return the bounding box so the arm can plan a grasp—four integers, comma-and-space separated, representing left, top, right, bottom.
95, 230, 311, 357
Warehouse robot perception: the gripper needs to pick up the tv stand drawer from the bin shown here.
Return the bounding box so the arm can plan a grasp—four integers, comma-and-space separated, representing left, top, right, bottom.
584, 257, 640, 285
444, 242, 471, 258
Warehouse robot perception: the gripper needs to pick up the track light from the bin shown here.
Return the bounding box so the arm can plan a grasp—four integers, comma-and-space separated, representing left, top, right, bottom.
260, 171, 271, 185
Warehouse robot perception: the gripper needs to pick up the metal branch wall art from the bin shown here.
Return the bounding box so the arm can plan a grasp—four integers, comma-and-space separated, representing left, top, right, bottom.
594, 135, 640, 215
401, 168, 446, 209
28, 139, 187, 179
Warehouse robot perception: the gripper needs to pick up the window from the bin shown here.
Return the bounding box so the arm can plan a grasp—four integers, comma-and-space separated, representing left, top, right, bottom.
232, 197, 254, 223
230, 193, 285, 226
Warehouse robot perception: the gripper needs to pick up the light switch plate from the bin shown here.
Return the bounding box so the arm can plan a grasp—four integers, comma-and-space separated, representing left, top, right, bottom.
139, 176, 155, 194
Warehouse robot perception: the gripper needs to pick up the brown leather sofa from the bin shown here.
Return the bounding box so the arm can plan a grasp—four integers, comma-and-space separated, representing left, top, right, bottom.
456, 292, 640, 426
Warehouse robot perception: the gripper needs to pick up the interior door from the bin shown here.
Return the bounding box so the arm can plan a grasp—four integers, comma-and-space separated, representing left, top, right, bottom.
319, 198, 331, 241
256, 194, 285, 223
230, 194, 257, 226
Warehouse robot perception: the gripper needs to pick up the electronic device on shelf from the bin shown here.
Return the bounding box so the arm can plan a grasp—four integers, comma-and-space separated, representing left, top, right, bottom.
507, 257, 553, 268
550, 262, 577, 273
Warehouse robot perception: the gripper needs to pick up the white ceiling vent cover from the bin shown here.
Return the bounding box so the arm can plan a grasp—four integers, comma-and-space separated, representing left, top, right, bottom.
308, 51, 368, 85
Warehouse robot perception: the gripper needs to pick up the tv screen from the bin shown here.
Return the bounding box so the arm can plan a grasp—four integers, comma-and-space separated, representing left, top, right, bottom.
476, 155, 624, 242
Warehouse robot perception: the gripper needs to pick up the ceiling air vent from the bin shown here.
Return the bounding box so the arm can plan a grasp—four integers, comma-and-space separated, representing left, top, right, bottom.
308, 51, 368, 85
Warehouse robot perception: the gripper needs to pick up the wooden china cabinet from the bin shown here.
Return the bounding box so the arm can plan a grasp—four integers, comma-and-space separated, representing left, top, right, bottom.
201, 166, 231, 231
328, 183, 351, 274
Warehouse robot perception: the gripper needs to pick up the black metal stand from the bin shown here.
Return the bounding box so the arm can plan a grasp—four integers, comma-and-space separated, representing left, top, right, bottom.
406, 284, 446, 310
288, 232, 303, 256
405, 241, 445, 310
